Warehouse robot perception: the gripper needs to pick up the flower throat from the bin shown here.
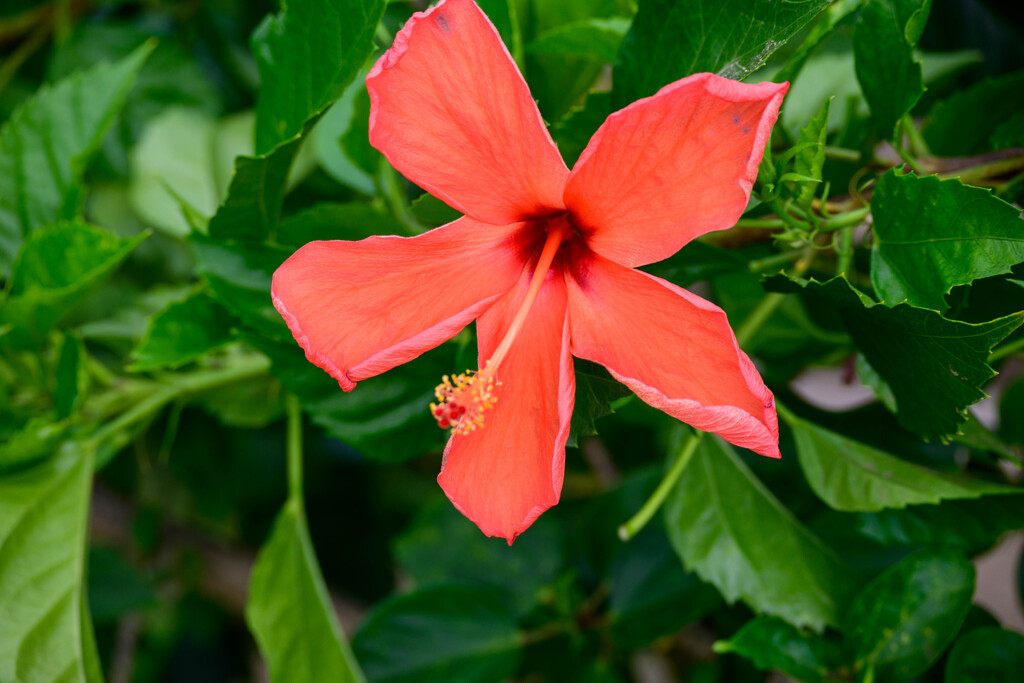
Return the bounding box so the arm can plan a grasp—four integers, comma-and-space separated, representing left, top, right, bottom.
431, 222, 568, 434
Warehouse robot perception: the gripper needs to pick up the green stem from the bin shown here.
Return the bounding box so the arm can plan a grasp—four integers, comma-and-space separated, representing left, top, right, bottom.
824, 146, 862, 163
990, 336, 1024, 363
894, 119, 926, 176
836, 225, 854, 276
948, 155, 1024, 184
749, 249, 802, 273
735, 217, 787, 229
286, 393, 303, 502
903, 116, 931, 158
736, 249, 815, 347
618, 430, 704, 541
996, 169, 1024, 196
816, 206, 871, 234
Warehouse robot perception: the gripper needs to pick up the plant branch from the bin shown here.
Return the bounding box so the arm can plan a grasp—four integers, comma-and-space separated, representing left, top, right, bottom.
618, 430, 704, 541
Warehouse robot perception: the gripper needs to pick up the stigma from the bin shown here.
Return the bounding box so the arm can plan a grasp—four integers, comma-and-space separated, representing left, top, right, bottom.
431, 369, 498, 435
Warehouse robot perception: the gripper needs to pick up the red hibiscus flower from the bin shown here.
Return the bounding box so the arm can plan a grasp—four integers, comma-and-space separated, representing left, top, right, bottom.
272, 0, 787, 542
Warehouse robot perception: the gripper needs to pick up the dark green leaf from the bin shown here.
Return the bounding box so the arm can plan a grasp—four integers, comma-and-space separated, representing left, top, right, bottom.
945, 627, 1024, 682
253, 0, 386, 155
853, 0, 926, 137
340, 86, 378, 178
551, 92, 610, 168
713, 616, 844, 683
278, 202, 407, 247
0, 446, 103, 683
55, 333, 86, 420
1, 221, 147, 349
766, 275, 1023, 439
87, 548, 156, 623
0, 43, 152, 272
613, 0, 830, 108
409, 194, 462, 229
924, 70, 1024, 156
247, 500, 365, 683
526, 18, 629, 63
786, 412, 1018, 511
871, 171, 1024, 310
129, 288, 235, 371
663, 435, 857, 631
991, 109, 1024, 150
206, 139, 301, 242
0, 418, 71, 473
773, 0, 867, 85
568, 359, 631, 447
394, 498, 563, 618
353, 585, 521, 683
845, 548, 974, 681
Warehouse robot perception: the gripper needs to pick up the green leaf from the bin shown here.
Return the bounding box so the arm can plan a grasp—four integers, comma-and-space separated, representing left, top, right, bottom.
568, 359, 631, 447
409, 193, 462, 229
794, 98, 831, 208
0, 42, 152, 273
924, 70, 1024, 156
945, 627, 1024, 682
394, 498, 563, 618
310, 81, 378, 195
277, 202, 407, 246
352, 585, 521, 683
663, 434, 857, 631
785, 412, 1019, 512
845, 548, 974, 681
0, 418, 72, 474
766, 275, 1024, 439
0, 446, 103, 683
87, 548, 156, 623
991, 109, 1024, 150
253, 0, 386, 155
773, 0, 867, 85
525, 17, 629, 63
129, 288, 235, 371
853, 0, 927, 138
612, 0, 830, 108
713, 616, 843, 683
55, 333, 86, 420
870, 171, 1024, 311
1, 221, 147, 349
247, 499, 365, 683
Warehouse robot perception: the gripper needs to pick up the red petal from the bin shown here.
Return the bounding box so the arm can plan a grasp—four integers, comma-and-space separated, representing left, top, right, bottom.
564, 74, 788, 268
565, 246, 779, 457
367, 0, 569, 225
272, 218, 529, 391
438, 264, 574, 543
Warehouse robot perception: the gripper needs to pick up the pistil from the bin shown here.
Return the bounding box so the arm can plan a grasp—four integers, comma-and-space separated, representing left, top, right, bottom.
430, 221, 568, 434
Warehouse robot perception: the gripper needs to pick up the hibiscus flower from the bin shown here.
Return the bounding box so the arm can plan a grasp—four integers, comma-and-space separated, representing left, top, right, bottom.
272, 0, 787, 542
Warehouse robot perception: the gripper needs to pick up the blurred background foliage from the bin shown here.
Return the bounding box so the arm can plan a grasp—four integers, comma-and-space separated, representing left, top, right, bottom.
1, 0, 1024, 681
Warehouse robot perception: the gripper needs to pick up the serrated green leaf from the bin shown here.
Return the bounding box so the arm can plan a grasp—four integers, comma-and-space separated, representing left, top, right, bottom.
924, 70, 1024, 156
945, 627, 1024, 682
129, 288, 235, 371
352, 585, 521, 683
870, 171, 1024, 311
246, 499, 365, 683
0, 42, 152, 273
55, 333, 86, 420
1, 221, 148, 349
853, 0, 927, 138
253, 0, 386, 155
526, 17, 629, 63
794, 98, 831, 208
765, 274, 1023, 439
713, 616, 844, 683
845, 548, 974, 681
568, 359, 631, 447
785, 411, 1018, 512
394, 498, 563, 618
613, 0, 830, 108
0, 446, 102, 683
663, 434, 857, 631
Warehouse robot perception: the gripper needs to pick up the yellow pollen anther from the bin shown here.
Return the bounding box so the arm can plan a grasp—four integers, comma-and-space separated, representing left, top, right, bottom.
430, 368, 499, 435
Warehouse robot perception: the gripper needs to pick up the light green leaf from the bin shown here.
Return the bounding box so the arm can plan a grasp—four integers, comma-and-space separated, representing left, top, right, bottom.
246, 499, 365, 683
129, 288, 235, 371
945, 627, 1024, 682
663, 434, 857, 631
845, 548, 974, 681
766, 274, 1023, 439
794, 98, 831, 208
785, 412, 1019, 512
713, 616, 843, 683
613, 0, 830, 108
1, 221, 147, 349
0, 418, 71, 473
853, 0, 929, 138
871, 171, 1024, 311
526, 17, 630, 63
353, 585, 521, 683
253, 0, 386, 155
0, 446, 103, 683
0, 42, 152, 273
